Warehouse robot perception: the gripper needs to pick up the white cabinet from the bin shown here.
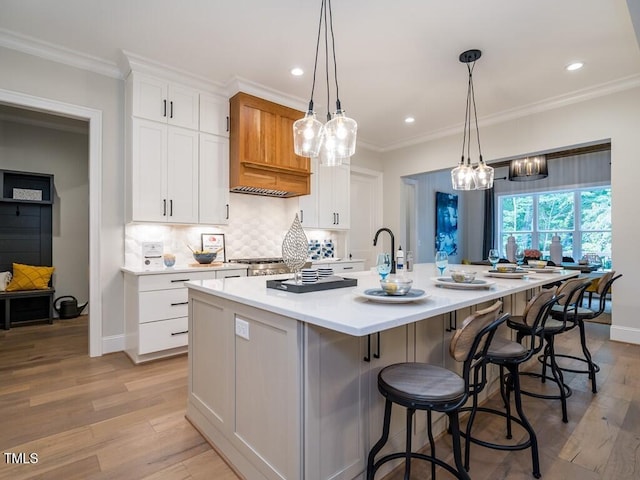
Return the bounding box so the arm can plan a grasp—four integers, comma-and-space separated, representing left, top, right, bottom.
318, 162, 350, 229
298, 158, 350, 230
132, 73, 200, 130
200, 93, 229, 136
199, 133, 230, 224
124, 268, 246, 364
312, 260, 364, 273
130, 118, 199, 223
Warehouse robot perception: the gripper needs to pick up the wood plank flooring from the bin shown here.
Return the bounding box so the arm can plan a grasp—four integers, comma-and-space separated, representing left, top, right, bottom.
1, 316, 638, 479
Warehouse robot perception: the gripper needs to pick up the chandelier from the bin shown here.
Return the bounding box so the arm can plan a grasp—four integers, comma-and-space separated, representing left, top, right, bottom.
509, 155, 549, 181
451, 49, 494, 190
292, 0, 357, 166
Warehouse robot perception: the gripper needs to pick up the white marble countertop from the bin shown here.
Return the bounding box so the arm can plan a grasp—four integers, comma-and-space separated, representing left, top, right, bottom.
121, 263, 249, 275
186, 263, 578, 336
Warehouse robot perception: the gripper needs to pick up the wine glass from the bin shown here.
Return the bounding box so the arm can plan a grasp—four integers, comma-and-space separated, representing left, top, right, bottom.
376, 253, 392, 280
488, 249, 500, 270
435, 251, 448, 276
515, 248, 525, 267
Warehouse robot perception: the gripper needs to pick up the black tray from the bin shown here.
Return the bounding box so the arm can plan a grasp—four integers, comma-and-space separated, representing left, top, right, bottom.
266, 276, 357, 293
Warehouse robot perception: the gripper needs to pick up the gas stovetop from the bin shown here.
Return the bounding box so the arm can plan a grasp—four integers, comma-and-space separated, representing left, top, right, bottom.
228, 257, 289, 276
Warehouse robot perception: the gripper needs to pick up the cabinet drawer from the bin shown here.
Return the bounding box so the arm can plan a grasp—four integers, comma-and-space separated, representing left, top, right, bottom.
215, 268, 247, 279
138, 271, 217, 291
139, 289, 188, 322
139, 317, 188, 354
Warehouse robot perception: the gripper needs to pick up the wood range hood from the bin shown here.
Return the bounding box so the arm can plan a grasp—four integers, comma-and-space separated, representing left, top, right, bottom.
229, 92, 310, 198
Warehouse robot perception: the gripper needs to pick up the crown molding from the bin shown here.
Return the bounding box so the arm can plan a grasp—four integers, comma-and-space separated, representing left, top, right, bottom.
120, 51, 226, 95
382, 73, 640, 153
225, 76, 307, 112
0, 28, 122, 79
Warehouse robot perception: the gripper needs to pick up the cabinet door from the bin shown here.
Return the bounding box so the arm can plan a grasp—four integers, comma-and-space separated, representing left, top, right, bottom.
168, 84, 200, 130
167, 127, 199, 223
199, 133, 230, 225
132, 74, 168, 123
298, 157, 319, 227
131, 119, 168, 222
332, 164, 350, 229
200, 93, 229, 136
317, 163, 337, 229
276, 113, 308, 171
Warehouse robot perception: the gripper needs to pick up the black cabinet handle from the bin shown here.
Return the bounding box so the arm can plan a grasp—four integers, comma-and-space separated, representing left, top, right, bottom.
170, 302, 189, 306
343, 266, 354, 270
374, 332, 381, 359
300, 209, 304, 223
163, 199, 167, 216
169, 199, 173, 216
226, 204, 229, 220
364, 334, 372, 362
336, 213, 340, 224
446, 311, 457, 332
170, 101, 174, 118
163, 99, 167, 117
170, 279, 190, 283
171, 330, 188, 336
224, 275, 241, 278
226, 116, 230, 132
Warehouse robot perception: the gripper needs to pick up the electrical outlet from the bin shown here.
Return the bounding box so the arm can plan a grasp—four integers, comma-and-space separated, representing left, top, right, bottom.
235, 318, 249, 340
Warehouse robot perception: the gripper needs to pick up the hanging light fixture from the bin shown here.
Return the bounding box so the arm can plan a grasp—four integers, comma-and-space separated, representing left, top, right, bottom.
509, 155, 549, 181
292, 0, 357, 165
451, 49, 494, 190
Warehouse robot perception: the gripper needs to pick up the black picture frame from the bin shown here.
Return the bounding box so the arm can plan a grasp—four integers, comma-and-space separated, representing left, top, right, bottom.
201, 233, 226, 262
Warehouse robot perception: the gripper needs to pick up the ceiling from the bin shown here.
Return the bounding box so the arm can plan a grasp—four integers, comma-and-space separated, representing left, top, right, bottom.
1, 0, 639, 152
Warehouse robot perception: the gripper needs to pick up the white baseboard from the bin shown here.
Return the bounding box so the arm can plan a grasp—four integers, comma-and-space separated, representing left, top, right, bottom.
102, 334, 125, 354
610, 325, 640, 345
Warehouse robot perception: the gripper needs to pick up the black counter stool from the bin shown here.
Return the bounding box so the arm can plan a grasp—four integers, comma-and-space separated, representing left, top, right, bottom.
366, 301, 507, 480
514, 277, 592, 423
546, 271, 622, 393
461, 289, 560, 479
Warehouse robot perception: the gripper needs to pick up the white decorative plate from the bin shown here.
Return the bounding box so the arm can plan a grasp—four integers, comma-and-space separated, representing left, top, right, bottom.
484, 270, 528, 279
354, 288, 429, 303
433, 277, 495, 289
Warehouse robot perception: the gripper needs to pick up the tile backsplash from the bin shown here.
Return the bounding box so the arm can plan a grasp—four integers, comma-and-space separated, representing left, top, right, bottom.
125, 193, 345, 269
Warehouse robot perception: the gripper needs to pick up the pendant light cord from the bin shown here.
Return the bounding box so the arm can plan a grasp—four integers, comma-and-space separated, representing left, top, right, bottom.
327, 0, 342, 112
469, 61, 484, 164
307, 0, 325, 113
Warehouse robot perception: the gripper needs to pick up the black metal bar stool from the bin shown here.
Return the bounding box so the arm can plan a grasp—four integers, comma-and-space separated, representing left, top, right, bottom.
461, 289, 560, 479
546, 271, 622, 393
366, 301, 507, 480
513, 277, 592, 423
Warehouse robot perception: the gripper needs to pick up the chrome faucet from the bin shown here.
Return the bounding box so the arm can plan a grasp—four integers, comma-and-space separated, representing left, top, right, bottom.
373, 227, 396, 274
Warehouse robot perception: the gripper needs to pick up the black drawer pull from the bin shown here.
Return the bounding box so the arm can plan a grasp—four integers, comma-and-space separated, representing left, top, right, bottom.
170, 279, 190, 283
171, 330, 188, 336
224, 275, 241, 278
170, 302, 189, 306
343, 266, 354, 270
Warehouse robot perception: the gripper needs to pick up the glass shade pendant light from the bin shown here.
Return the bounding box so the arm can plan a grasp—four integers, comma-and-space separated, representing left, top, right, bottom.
293, 0, 357, 164
451, 49, 493, 190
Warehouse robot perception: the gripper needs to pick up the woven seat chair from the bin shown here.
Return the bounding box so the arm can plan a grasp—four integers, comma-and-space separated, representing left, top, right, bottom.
366, 301, 507, 480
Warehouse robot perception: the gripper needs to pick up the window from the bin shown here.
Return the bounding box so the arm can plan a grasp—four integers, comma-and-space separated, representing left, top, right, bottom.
498, 187, 611, 262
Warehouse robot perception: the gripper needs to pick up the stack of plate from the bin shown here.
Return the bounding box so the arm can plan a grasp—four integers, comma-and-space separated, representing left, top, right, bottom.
301, 268, 318, 284
318, 266, 333, 279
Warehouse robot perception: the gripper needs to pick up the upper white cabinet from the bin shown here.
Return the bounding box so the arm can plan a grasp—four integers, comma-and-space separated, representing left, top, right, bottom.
298, 157, 351, 230
318, 162, 350, 230
131, 119, 199, 223
200, 93, 229, 137
132, 73, 200, 130
199, 133, 230, 225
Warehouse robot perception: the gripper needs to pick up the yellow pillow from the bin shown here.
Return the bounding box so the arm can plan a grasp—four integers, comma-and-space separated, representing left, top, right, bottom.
6, 263, 55, 291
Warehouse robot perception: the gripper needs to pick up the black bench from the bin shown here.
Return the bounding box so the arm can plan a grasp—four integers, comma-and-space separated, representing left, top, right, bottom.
0, 288, 55, 330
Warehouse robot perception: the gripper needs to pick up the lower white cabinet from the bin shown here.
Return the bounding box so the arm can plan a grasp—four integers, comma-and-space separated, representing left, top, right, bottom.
314, 260, 364, 273
124, 268, 246, 363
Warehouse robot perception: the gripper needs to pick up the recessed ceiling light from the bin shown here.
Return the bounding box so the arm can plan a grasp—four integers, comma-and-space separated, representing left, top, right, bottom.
290, 67, 304, 76
566, 62, 584, 71
404, 116, 415, 124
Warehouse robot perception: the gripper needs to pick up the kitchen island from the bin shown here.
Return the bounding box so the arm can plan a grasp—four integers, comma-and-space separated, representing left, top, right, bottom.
185, 264, 578, 480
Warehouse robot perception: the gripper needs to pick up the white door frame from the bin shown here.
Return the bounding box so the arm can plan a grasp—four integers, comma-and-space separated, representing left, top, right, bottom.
0, 88, 103, 357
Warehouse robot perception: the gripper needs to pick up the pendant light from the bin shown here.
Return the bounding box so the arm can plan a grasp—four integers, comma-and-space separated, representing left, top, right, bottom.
509, 155, 549, 181
451, 49, 494, 190
292, 0, 357, 165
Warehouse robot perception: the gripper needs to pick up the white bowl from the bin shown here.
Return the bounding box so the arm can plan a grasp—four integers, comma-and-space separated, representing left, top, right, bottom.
450, 270, 476, 283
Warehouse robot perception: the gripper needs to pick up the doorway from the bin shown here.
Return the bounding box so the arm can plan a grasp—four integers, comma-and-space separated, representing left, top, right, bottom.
0, 87, 103, 357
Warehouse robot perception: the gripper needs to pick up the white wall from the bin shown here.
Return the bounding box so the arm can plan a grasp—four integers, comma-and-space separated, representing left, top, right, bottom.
0, 46, 125, 338
0, 120, 90, 306
381, 86, 640, 343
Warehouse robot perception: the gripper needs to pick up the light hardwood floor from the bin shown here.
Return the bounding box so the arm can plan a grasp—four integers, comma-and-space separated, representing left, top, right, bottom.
0, 315, 637, 479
